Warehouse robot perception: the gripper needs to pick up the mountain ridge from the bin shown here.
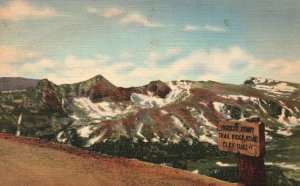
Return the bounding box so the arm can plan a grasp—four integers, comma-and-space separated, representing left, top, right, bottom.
0, 77, 39, 91
1, 75, 299, 147
0, 75, 299, 183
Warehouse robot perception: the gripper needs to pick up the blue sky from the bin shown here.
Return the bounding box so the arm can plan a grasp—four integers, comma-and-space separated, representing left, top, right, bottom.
1, 0, 300, 86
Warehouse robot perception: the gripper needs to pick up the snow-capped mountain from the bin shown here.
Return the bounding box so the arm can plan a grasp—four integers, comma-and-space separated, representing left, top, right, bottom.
1, 75, 299, 146
1, 75, 300, 183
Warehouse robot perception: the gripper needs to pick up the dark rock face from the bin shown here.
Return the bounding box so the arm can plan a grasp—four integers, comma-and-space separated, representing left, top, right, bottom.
37, 79, 62, 112
43, 90, 62, 111
0, 77, 39, 91
146, 80, 171, 98
92, 78, 117, 99
108, 87, 137, 102
91, 77, 171, 101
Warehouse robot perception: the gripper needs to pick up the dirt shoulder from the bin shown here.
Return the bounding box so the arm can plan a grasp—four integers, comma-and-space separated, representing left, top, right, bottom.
0, 133, 241, 186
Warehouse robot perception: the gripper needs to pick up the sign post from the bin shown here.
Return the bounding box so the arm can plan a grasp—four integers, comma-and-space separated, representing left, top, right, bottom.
217, 118, 267, 186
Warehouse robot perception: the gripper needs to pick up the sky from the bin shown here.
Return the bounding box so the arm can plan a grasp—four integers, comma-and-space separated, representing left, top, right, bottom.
1, 0, 300, 87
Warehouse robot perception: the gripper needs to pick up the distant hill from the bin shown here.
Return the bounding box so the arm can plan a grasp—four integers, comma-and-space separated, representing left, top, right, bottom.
0, 77, 39, 91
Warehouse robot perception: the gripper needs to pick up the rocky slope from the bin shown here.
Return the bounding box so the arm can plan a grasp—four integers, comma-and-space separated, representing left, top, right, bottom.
0, 75, 299, 150
0, 75, 299, 184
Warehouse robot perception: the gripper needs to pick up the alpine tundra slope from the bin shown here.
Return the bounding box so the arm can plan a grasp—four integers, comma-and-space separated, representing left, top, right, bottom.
0, 75, 299, 185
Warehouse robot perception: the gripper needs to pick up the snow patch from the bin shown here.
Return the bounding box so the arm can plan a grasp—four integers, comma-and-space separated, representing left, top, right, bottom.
171, 115, 186, 132
151, 133, 160, 142
187, 106, 216, 128
276, 128, 293, 136
191, 169, 199, 174
254, 83, 296, 95
219, 95, 268, 114
199, 101, 208, 107
160, 110, 169, 115
165, 81, 191, 103
17, 113, 22, 125
265, 162, 300, 171
265, 127, 274, 131
219, 95, 250, 101
171, 134, 181, 144
15, 130, 20, 137
248, 97, 267, 114
77, 125, 94, 138
130, 93, 164, 108
216, 161, 235, 167
198, 112, 215, 128
188, 128, 197, 138
70, 115, 80, 120
112, 123, 127, 134
277, 108, 290, 126
249, 77, 278, 84
57, 131, 67, 143
187, 138, 193, 145
265, 131, 273, 142
130, 81, 192, 108
85, 129, 107, 147
199, 134, 216, 145
74, 97, 131, 120
288, 116, 300, 125
136, 122, 148, 142
187, 106, 217, 144
213, 102, 232, 119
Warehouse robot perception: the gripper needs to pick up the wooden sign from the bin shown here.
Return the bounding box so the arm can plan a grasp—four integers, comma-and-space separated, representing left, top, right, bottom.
217, 118, 267, 185
217, 120, 262, 157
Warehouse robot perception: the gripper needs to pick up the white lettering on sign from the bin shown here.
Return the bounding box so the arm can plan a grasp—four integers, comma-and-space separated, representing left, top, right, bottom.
217, 121, 261, 157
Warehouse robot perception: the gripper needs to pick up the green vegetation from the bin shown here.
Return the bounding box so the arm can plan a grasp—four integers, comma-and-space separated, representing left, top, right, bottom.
203, 165, 298, 185
260, 100, 282, 118
86, 136, 224, 169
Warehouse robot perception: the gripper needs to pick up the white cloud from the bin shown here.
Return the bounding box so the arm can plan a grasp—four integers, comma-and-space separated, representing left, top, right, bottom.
119, 12, 161, 27
259, 59, 300, 82
0, 45, 38, 76
184, 24, 226, 33
171, 47, 252, 72
203, 25, 226, 33
23, 59, 57, 71
71, 49, 299, 85
4, 45, 300, 86
167, 46, 254, 82
87, 7, 161, 28
184, 25, 199, 31
0, 45, 38, 63
103, 8, 124, 18
54, 57, 134, 86
0, 0, 65, 20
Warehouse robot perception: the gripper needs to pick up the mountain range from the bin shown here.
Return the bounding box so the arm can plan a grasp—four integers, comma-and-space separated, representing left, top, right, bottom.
0, 75, 299, 184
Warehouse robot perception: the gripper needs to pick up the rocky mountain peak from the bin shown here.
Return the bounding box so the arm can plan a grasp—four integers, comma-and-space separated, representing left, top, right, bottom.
244, 77, 278, 85
146, 80, 172, 98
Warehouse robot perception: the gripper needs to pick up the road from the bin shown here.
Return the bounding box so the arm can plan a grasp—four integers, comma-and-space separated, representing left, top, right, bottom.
0, 134, 241, 186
